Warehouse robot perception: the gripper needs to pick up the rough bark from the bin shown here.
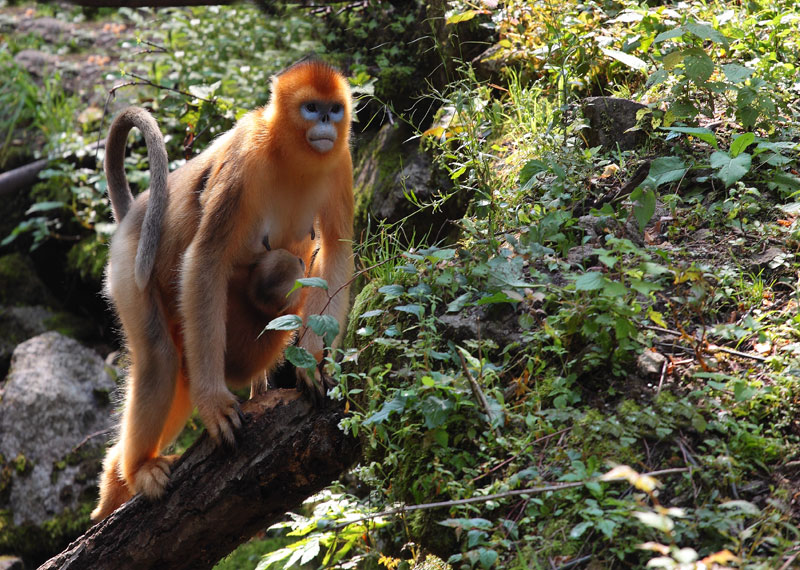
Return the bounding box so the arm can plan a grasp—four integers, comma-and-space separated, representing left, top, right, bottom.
38, 389, 360, 570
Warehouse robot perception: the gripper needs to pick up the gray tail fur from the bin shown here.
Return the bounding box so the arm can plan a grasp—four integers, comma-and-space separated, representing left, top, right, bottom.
104, 107, 169, 290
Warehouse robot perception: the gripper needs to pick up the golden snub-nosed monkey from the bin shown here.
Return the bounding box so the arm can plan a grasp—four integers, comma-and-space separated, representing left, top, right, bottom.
92, 59, 354, 521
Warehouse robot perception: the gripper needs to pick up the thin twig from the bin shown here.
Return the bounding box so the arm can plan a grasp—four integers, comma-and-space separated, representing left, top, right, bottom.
332, 467, 691, 531
706, 344, 767, 362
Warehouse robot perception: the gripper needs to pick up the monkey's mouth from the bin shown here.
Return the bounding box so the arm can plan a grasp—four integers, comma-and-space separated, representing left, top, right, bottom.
308, 135, 335, 153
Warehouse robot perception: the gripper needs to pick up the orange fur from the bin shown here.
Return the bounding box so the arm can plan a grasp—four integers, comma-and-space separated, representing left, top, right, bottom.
92, 60, 354, 521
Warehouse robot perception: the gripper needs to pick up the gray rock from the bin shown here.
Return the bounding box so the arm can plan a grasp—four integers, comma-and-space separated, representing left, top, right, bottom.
582, 97, 650, 151
0, 332, 116, 527
637, 349, 666, 377
0, 306, 57, 376
353, 123, 462, 243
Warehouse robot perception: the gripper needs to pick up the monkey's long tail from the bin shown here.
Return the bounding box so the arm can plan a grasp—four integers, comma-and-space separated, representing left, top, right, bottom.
105, 107, 169, 291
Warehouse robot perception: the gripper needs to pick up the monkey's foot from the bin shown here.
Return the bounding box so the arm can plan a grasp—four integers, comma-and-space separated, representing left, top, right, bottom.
196, 389, 243, 445
296, 366, 337, 406
92, 456, 133, 521
131, 455, 177, 499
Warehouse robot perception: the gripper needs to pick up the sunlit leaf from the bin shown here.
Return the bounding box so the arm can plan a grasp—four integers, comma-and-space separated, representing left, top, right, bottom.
601, 48, 648, 71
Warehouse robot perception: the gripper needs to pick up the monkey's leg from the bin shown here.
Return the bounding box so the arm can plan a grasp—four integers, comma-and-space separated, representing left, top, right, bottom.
92, 443, 133, 521
157, 369, 195, 451
117, 301, 181, 500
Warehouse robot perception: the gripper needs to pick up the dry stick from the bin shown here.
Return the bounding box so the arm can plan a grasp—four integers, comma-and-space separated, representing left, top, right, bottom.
643, 325, 767, 362
458, 350, 501, 438
332, 467, 691, 531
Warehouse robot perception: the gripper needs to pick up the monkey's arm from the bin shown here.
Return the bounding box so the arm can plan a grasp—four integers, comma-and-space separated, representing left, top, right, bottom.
299, 159, 354, 362
179, 169, 245, 444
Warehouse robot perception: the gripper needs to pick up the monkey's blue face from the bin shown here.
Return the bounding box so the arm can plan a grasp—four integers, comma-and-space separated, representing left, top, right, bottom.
301, 101, 345, 153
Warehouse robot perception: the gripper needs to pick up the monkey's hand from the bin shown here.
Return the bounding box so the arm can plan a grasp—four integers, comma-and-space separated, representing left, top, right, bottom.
195, 388, 243, 445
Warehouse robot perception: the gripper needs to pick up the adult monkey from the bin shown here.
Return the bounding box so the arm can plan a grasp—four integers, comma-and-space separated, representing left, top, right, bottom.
92, 59, 354, 521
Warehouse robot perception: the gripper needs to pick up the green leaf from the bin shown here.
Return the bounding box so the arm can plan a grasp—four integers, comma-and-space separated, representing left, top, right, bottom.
684, 21, 729, 46
295, 277, 328, 290
519, 159, 548, 189
648, 309, 668, 328
395, 304, 423, 318
661, 126, 718, 148
265, 314, 303, 331
601, 48, 648, 71
285, 345, 317, 369
684, 47, 714, 83
575, 272, 605, 291
733, 380, 757, 402
662, 50, 685, 70
720, 500, 760, 515
648, 156, 688, 187
308, 314, 339, 347
721, 63, 754, 83
379, 284, 405, 298
630, 278, 662, 295
363, 394, 408, 425
478, 549, 498, 570
631, 187, 656, 232
447, 292, 471, 312
654, 27, 684, 43
710, 151, 752, 187
432, 428, 449, 447
420, 396, 453, 429
289, 277, 328, 296
730, 132, 755, 157
359, 309, 383, 319
603, 279, 627, 297
25, 201, 65, 214
427, 248, 457, 261
596, 519, 616, 538
477, 291, 520, 305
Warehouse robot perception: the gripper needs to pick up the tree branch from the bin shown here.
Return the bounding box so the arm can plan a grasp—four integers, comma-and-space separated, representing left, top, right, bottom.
39, 389, 360, 570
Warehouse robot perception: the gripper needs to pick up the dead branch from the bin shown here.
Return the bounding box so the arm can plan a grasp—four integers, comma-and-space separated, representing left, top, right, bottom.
39, 389, 360, 570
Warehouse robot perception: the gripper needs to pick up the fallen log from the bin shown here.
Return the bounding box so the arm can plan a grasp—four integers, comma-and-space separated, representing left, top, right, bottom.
39, 389, 360, 570
0, 159, 48, 197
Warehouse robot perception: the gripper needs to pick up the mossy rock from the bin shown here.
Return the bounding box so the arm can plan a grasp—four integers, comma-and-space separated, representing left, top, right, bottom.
353, 123, 465, 246
0, 253, 58, 308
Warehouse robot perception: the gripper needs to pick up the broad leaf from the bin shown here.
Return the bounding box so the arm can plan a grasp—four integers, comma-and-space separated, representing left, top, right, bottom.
575, 272, 605, 291
730, 132, 755, 157
684, 47, 714, 83
662, 126, 718, 148
285, 345, 317, 369
648, 156, 688, 187
308, 314, 339, 347
710, 151, 752, 187
684, 21, 729, 46
265, 314, 303, 331
721, 63, 754, 83
631, 187, 656, 232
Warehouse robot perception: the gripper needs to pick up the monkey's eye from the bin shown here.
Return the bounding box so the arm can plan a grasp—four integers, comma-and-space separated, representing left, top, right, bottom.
305, 103, 317, 113
331, 104, 342, 114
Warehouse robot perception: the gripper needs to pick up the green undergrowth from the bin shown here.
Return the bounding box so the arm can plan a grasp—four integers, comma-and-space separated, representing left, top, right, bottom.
263, 1, 800, 569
